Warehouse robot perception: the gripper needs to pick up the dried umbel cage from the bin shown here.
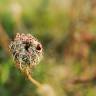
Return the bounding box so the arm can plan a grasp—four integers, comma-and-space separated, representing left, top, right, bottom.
9, 33, 43, 72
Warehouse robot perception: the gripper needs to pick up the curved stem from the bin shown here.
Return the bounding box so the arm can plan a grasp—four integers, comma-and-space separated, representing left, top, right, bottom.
26, 69, 42, 88
16, 62, 42, 88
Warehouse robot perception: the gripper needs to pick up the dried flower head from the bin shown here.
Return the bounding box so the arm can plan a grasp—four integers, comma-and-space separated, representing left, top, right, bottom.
9, 33, 43, 71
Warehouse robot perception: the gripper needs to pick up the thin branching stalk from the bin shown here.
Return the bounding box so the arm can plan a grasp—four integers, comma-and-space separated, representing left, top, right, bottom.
25, 69, 42, 88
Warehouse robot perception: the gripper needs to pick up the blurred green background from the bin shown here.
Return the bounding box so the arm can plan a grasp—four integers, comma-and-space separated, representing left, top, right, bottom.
0, 0, 96, 96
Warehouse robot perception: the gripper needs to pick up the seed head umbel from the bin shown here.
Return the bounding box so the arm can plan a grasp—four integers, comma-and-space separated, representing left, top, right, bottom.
9, 33, 43, 71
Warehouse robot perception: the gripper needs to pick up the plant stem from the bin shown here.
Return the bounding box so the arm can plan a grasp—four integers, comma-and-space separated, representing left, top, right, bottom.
26, 69, 42, 88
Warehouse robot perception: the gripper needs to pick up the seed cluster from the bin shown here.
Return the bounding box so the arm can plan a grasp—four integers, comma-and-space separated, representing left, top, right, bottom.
9, 33, 43, 70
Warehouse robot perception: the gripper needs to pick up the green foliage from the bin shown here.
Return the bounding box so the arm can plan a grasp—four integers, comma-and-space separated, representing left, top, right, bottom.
0, 60, 12, 84
0, 0, 96, 96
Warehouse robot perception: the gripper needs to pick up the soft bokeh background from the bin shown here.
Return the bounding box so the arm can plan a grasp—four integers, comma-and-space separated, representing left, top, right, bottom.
0, 0, 96, 96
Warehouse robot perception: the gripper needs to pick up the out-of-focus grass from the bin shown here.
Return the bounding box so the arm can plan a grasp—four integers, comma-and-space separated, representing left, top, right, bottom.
0, 0, 96, 96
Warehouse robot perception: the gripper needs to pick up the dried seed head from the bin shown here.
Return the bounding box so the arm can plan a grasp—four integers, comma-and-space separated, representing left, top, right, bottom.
9, 33, 43, 70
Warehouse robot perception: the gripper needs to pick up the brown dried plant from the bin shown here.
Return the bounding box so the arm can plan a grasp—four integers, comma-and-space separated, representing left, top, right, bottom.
9, 33, 43, 87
